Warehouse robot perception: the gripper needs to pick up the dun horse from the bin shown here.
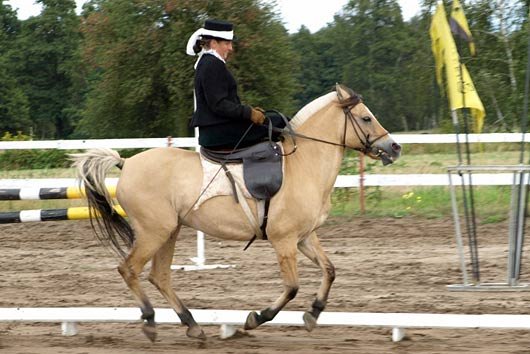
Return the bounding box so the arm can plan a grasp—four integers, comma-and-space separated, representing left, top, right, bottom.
71, 84, 401, 341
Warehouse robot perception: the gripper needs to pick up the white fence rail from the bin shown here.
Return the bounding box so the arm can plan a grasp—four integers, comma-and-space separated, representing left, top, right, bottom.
1, 173, 528, 189
3, 307, 530, 342
0, 133, 527, 150
1, 133, 528, 188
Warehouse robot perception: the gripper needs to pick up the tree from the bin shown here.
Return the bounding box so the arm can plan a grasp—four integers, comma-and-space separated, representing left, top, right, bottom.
310, 0, 429, 131
290, 26, 340, 107
0, 1, 30, 134
13, 0, 82, 139
77, 0, 298, 138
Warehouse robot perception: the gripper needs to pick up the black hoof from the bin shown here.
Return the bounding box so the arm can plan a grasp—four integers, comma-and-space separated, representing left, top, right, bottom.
303, 311, 317, 332
186, 325, 206, 340
244, 311, 260, 330
142, 323, 157, 342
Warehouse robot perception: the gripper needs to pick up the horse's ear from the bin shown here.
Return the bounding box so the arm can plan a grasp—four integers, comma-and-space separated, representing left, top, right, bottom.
335, 83, 351, 101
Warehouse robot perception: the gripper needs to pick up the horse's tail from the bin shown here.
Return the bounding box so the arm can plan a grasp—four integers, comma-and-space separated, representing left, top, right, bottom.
70, 148, 133, 258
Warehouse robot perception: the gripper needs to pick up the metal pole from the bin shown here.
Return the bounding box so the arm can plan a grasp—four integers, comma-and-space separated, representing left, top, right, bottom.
194, 127, 206, 268
514, 173, 528, 280
359, 153, 365, 215
449, 171, 469, 285
452, 110, 480, 282
513, 7, 530, 283
455, 39, 480, 282
508, 175, 521, 285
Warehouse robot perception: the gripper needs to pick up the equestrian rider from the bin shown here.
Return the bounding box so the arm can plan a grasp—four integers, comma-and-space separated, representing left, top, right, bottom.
186, 19, 285, 150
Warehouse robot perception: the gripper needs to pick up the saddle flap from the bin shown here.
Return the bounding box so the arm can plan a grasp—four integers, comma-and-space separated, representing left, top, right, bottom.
242, 142, 283, 200
200, 142, 283, 200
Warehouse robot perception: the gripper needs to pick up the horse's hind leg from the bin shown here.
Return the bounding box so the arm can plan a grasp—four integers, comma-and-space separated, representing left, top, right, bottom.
148, 226, 205, 340
297, 231, 335, 332
117, 222, 175, 342
244, 238, 299, 330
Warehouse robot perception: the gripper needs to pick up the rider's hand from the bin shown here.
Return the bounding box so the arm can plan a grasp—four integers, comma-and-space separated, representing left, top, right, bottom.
250, 107, 266, 125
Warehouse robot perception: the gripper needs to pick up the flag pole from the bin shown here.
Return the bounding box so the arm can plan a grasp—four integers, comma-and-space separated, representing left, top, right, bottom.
455, 35, 480, 283
510, 7, 530, 284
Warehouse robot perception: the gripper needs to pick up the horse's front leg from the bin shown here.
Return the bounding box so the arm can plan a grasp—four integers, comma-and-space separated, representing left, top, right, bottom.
297, 231, 335, 331
244, 238, 299, 330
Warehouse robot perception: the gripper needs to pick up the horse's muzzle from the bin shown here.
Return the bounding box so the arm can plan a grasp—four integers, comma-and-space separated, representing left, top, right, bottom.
373, 140, 401, 165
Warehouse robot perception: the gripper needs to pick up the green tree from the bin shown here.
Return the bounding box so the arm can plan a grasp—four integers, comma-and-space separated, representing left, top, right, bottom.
0, 1, 30, 134
13, 0, 82, 139
318, 0, 424, 131
290, 26, 339, 107
77, 0, 298, 138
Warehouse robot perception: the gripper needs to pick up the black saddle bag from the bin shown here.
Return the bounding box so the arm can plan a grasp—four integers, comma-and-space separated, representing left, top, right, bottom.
201, 141, 283, 200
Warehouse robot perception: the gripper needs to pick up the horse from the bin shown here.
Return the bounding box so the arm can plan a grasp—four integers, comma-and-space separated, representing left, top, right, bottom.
71, 83, 401, 341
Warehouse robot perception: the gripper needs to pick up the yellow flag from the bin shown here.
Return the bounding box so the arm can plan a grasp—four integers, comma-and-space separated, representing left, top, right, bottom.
450, 0, 476, 56
429, 2, 484, 132
429, 2, 447, 88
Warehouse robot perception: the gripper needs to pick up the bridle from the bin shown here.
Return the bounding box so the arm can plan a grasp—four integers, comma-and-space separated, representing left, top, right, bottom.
336, 90, 390, 157
270, 90, 390, 158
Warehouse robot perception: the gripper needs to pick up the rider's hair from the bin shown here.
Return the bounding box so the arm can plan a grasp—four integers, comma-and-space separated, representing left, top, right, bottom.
193, 37, 214, 54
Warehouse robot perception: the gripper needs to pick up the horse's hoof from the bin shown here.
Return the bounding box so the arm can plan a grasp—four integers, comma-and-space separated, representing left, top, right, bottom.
142, 323, 157, 342
303, 311, 317, 332
186, 325, 206, 340
244, 311, 260, 330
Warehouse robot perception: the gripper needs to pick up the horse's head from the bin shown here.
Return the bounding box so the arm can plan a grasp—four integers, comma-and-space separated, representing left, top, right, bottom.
336, 84, 401, 165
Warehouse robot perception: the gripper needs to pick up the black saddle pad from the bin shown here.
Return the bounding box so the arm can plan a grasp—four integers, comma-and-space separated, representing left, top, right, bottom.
201, 142, 283, 200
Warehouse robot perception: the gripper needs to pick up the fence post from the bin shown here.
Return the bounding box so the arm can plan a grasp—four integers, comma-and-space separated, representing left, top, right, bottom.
359, 153, 365, 215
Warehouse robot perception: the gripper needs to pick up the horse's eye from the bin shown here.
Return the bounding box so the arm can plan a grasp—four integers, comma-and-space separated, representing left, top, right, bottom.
362, 116, 372, 122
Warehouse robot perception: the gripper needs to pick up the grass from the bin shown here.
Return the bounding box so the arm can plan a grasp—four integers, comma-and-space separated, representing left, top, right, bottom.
342, 149, 523, 175
331, 185, 513, 222
334, 145, 522, 220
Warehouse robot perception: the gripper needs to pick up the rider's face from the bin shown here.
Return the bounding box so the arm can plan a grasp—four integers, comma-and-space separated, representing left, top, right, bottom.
211, 39, 233, 61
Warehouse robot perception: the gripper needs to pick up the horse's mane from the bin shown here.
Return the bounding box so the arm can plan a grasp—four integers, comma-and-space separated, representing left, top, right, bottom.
289, 92, 337, 129
290, 86, 362, 129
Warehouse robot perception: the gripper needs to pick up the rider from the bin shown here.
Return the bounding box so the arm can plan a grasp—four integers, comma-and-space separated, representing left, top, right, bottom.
186, 19, 286, 150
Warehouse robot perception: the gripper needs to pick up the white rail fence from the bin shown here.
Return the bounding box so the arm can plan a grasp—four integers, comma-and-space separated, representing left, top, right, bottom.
0, 133, 528, 150
3, 307, 530, 342
1, 133, 528, 341
1, 133, 528, 187
1, 173, 527, 190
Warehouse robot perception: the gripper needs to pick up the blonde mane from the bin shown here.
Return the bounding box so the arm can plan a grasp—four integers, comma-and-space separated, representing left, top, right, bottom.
290, 92, 337, 129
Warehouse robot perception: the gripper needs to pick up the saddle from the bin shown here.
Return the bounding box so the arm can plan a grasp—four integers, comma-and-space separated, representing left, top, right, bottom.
200, 141, 283, 200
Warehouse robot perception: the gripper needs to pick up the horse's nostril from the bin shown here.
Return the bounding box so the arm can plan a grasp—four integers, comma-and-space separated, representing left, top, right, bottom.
392, 143, 401, 152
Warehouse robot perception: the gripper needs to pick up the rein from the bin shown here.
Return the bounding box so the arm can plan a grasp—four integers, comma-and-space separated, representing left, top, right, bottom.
270, 91, 389, 156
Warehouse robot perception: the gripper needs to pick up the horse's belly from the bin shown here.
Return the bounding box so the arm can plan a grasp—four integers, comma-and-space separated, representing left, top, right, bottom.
186, 196, 257, 242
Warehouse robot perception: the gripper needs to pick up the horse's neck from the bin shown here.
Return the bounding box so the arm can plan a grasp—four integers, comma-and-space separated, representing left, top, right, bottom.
287, 105, 345, 191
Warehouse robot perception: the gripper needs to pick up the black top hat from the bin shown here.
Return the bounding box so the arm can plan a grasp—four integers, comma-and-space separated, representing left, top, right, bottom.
186, 19, 235, 55
204, 19, 233, 33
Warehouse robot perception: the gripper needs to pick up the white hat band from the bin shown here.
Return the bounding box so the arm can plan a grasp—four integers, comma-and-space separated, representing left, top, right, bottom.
186, 28, 234, 56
